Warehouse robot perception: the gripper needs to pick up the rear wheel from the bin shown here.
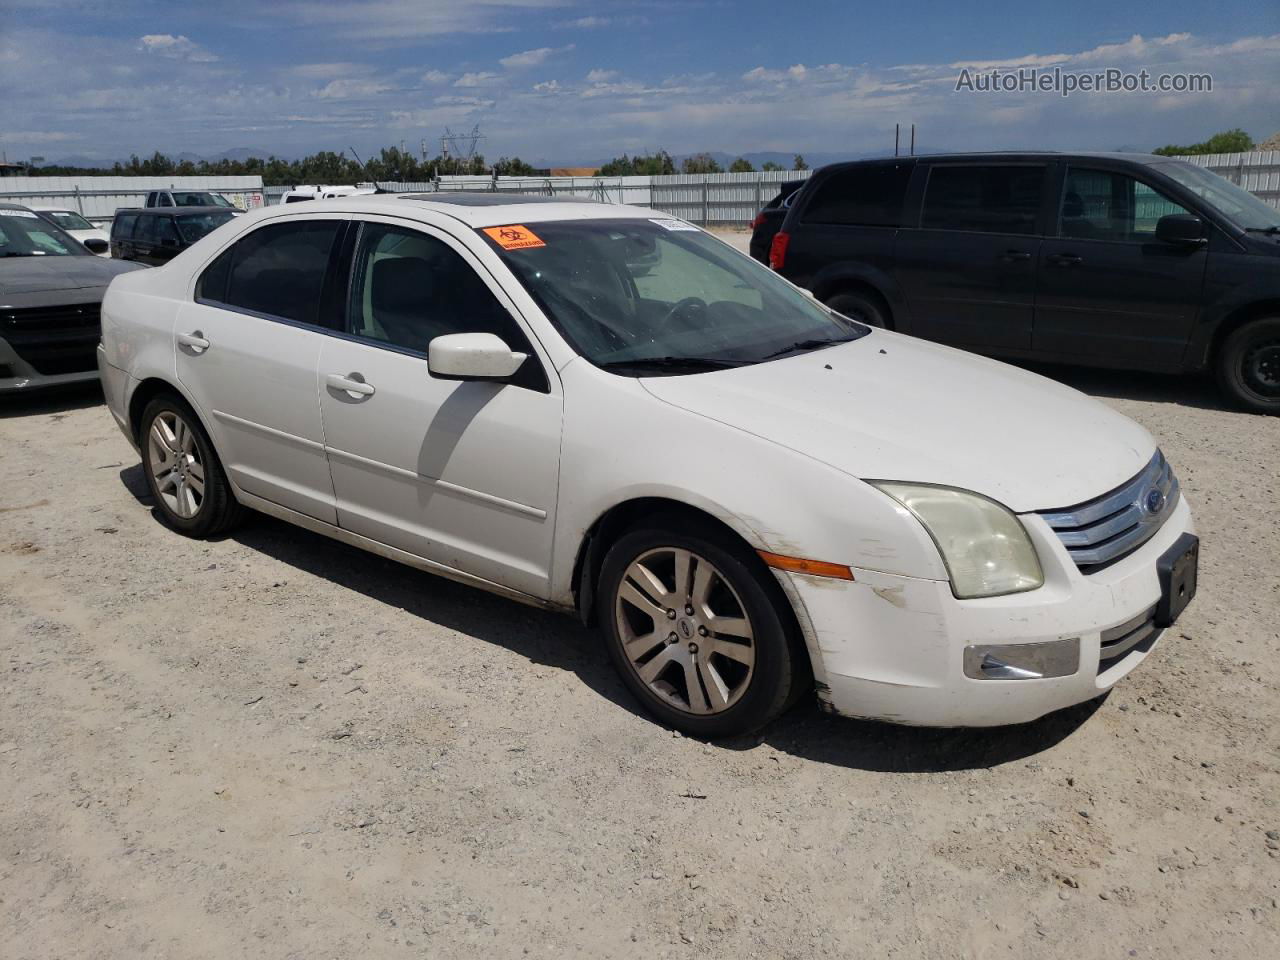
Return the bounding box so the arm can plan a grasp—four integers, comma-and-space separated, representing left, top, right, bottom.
825, 289, 888, 329
1216, 317, 1280, 414
140, 395, 245, 537
598, 518, 803, 737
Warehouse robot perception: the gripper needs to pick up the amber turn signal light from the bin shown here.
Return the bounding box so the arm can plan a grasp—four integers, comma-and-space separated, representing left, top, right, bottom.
757, 551, 855, 581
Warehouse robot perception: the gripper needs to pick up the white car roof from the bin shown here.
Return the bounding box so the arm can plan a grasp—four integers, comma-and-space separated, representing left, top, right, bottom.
255, 193, 664, 229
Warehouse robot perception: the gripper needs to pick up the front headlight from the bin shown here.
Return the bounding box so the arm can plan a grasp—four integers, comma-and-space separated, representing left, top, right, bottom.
871, 483, 1043, 599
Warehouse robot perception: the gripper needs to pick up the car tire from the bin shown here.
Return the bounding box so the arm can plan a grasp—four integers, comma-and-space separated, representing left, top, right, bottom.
1216, 317, 1280, 414
140, 394, 245, 537
598, 516, 805, 738
825, 290, 889, 329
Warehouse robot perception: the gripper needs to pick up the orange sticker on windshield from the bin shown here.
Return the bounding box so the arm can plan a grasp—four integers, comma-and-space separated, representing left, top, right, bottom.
483, 224, 546, 250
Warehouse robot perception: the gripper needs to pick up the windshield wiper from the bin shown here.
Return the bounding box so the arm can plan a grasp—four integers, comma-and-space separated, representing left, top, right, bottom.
760, 337, 854, 361
1243, 225, 1280, 234
598, 356, 751, 372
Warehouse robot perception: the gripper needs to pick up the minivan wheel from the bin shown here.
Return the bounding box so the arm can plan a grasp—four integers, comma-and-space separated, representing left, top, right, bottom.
1216, 317, 1280, 414
140, 395, 245, 537
825, 290, 888, 329
598, 520, 802, 737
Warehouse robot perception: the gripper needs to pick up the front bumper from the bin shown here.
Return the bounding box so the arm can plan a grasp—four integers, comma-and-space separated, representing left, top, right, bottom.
0, 334, 100, 392
780, 494, 1195, 727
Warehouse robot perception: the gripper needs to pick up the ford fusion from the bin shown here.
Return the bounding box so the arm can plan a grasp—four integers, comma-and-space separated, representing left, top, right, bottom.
97, 194, 1198, 736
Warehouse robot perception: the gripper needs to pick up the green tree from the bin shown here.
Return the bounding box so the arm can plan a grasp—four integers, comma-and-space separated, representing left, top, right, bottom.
493, 156, 537, 176
1153, 128, 1255, 156
792, 154, 809, 171
728, 157, 754, 173
761, 161, 784, 172
681, 152, 723, 174
597, 150, 675, 176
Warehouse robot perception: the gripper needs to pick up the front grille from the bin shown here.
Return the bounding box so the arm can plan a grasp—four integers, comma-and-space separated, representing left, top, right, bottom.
1039, 451, 1179, 572
0, 303, 101, 376
1098, 606, 1160, 674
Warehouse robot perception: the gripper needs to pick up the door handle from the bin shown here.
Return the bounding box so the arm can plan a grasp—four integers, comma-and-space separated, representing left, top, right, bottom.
177, 330, 210, 353
1047, 253, 1083, 267
326, 373, 376, 399
999, 249, 1032, 262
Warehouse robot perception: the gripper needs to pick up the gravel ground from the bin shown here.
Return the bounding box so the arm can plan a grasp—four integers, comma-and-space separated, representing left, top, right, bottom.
2, 344, 1279, 958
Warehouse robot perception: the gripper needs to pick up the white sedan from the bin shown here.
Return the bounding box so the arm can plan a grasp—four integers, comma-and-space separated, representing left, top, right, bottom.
97, 194, 1198, 736
33, 206, 111, 256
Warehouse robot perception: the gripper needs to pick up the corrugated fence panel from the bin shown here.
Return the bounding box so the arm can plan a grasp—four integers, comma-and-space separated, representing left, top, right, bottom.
0, 175, 265, 224
1176, 151, 1280, 208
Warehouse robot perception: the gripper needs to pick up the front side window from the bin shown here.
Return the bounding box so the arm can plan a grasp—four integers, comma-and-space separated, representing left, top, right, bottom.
197, 220, 341, 326
135, 216, 161, 244
921, 165, 1045, 235
481, 219, 866, 373
0, 209, 82, 257
1152, 161, 1280, 231
170, 192, 228, 207
157, 193, 174, 207
43, 211, 95, 231
802, 163, 912, 227
348, 222, 530, 355
155, 218, 180, 246
1060, 167, 1191, 242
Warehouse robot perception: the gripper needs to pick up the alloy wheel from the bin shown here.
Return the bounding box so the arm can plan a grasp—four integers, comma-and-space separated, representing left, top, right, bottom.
613, 546, 756, 715
147, 410, 205, 519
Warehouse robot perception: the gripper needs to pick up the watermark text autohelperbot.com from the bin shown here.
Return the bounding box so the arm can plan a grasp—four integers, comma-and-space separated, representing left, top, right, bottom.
955, 67, 1212, 97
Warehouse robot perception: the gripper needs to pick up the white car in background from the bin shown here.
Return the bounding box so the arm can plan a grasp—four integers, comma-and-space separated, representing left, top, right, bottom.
32, 207, 111, 256
96, 194, 1199, 737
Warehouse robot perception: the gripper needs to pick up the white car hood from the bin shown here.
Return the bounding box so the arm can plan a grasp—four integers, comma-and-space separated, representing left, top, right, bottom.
639, 331, 1156, 513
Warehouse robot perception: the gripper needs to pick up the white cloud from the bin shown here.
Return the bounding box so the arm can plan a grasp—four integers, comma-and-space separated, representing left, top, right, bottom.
586, 68, 617, 83
556, 16, 609, 29
421, 69, 451, 84
138, 34, 217, 62
533, 80, 561, 93
454, 71, 501, 87
5, 130, 80, 143
315, 78, 392, 99
500, 44, 574, 69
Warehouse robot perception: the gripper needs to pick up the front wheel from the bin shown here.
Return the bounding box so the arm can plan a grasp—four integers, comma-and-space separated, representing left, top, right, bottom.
598, 520, 803, 737
825, 290, 888, 329
1216, 317, 1280, 414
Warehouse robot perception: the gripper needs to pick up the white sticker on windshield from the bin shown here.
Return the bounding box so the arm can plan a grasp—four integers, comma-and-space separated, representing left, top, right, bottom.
4, 210, 39, 218
649, 218, 699, 232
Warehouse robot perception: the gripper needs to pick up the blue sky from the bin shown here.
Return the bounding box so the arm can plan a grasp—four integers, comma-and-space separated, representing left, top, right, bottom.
2, 0, 1278, 164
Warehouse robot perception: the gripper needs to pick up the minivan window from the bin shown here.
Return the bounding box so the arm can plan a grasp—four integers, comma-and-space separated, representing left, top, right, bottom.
175, 210, 237, 243
198, 220, 341, 326
921, 165, 1045, 235
112, 212, 139, 238
1153, 160, 1280, 232
802, 163, 912, 227
1060, 167, 1191, 242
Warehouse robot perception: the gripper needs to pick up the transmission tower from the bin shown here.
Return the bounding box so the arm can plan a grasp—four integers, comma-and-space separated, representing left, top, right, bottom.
439, 125, 486, 164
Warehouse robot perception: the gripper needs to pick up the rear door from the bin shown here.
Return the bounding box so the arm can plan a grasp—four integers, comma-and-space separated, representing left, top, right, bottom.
894, 162, 1048, 351
175, 216, 346, 522
1033, 163, 1209, 368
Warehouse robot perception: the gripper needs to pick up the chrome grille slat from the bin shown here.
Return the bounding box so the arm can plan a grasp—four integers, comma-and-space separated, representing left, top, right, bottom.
1039, 451, 1179, 571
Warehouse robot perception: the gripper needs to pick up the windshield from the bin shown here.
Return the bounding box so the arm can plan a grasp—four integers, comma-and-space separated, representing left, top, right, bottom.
42, 210, 95, 231
0, 209, 86, 257
1153, 161, 1280, 231
172, 191, 233, 208
175, 210, 237, 243
479, 218, 868, 373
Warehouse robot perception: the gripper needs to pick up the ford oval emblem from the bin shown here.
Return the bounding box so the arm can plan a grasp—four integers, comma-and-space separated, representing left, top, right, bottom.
1144, 488, 1167, 514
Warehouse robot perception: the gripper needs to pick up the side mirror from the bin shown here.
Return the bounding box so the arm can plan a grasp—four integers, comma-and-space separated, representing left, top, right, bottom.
428, 332, 527, 382
82, 237, 109, 254
1155, 214, 1205, 246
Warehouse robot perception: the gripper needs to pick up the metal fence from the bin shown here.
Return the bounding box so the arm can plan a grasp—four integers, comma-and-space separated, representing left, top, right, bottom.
0, 176, 266, 225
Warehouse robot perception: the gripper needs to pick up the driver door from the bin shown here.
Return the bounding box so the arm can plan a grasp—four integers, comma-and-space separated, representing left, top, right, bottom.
316, 217, 564, 599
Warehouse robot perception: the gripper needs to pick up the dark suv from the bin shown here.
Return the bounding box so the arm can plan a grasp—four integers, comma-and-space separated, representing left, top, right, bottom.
110, 207, 239, 265
766, 153, 1280, 413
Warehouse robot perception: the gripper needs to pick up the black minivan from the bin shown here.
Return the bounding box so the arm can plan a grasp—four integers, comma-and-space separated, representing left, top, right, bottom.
765, 153, 1280, 413
110, 207, 239, 266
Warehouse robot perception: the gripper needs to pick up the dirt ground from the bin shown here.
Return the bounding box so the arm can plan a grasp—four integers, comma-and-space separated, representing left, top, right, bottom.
2, 353, 1279, 959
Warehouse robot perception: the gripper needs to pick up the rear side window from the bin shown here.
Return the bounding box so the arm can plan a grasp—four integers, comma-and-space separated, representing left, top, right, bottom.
112, 213, 138, 238
921, 165, 1045, 235
197, 220, 341, 326
135, 215, 161, 244
801, 164, 912, 227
